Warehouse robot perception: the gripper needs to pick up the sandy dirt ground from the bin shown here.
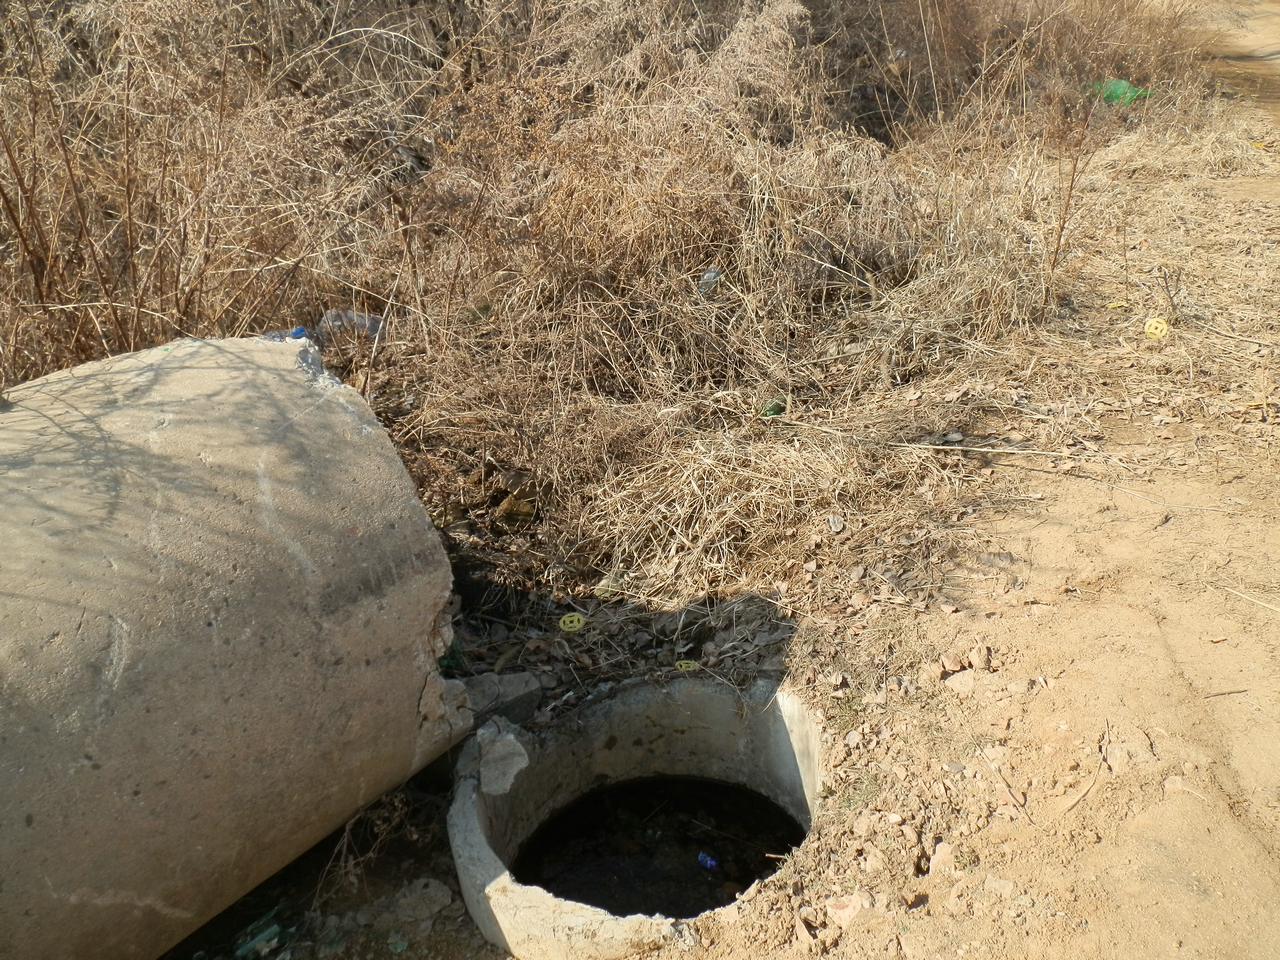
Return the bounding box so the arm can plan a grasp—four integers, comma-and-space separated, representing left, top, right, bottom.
1213, 1, 1280, 126
666, 453, 1280, 960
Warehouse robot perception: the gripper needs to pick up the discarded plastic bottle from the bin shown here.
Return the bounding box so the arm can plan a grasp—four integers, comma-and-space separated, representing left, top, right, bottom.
318, 309, 383, 340
759, 396, 786, 418
1092, 79, 1149, 105
698, 267, 724, 297
258, 325, 311, 342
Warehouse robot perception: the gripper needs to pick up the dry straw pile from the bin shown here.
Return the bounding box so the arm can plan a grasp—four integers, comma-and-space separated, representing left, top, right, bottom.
0, 0, 1238, 611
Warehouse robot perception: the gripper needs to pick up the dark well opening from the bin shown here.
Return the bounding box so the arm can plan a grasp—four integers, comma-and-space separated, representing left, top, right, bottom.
509, 775, 806, 919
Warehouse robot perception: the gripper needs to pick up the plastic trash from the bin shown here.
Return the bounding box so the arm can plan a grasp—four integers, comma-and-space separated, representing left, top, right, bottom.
558, 613, 585, 632
257, 310, 382, 347
232, 907, 296, 958
759, 396, 786, 418
697, 851, 719, 870
592, 572, 625, 600
827, 514, 846, 534
258, 325, 310, 342
1092, 79, 1149, 104
1143, 317, 1169, 340
318, 308, 383, 340
698, 267, 724, 297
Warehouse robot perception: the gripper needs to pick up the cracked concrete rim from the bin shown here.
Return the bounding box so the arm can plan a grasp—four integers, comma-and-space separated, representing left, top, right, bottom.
447, 678, 821, 960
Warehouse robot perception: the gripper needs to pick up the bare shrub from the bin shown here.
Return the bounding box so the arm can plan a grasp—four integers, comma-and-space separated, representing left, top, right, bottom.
0, 0, 1238, 605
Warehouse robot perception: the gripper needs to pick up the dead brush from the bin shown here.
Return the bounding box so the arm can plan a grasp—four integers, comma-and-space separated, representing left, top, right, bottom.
312, 788, 441, 908
0, 0, 1247, 619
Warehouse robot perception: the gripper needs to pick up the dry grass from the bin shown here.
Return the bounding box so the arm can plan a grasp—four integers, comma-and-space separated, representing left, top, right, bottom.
0, 0, 1262, 621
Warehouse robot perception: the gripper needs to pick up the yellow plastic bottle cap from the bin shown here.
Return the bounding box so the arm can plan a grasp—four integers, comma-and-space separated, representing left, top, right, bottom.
1144, 317, 1168, 340
675, 660, 700, 672
558, 613, 585, 632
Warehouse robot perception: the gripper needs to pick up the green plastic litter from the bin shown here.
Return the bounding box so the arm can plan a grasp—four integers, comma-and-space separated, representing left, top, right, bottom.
1092, 79, 1149, 104
232, 907, 296, 958
387, 931, 409, 954
437, 637, 464, 671
233, 923, 282, 958
759, 396, 787, 418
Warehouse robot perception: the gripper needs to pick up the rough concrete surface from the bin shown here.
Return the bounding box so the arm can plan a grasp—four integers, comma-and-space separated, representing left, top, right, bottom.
447, 679, 820, 960
0, 338, 468, 960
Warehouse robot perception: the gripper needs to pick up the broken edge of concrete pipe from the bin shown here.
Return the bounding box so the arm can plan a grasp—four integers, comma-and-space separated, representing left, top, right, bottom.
447, 678, 822, 960
0, 337, 470, 960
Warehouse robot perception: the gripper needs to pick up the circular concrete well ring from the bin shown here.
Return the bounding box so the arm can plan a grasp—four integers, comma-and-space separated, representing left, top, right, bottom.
447, 677, 822, 960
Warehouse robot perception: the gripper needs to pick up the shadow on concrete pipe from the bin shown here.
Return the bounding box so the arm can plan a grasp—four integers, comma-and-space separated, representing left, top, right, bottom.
0, 338, 471, 960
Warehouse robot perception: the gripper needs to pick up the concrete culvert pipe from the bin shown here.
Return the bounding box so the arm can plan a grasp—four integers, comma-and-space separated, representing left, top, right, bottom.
448, 678, 821, 960
0, 338, 472, 960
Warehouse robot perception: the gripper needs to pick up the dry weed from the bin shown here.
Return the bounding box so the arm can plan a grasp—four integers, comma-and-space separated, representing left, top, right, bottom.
0, 0, 1259, 622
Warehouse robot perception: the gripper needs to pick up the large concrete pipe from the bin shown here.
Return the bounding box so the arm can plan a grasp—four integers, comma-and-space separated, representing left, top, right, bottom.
0, 338, 472, 959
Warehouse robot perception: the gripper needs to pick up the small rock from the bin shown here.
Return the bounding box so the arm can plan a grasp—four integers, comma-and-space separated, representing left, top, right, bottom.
1162, 775, 1204, 798
997, 786, 1025, 806
901, 825, 919, 845
984, 875, 1017, 899
393, 878, 452, 922
886, 812, 905, 825
968, 645, 991, 671
943, 892, 967, 916
919, 662, 944, 684
941, 652, 965, 674
824, 890, 875, 926
794, 913, 815, 945
944, 760, 965, 773
944, 669, 976, 697
477, 718, 531, 795
1006, 679, 1035, 695
929, 842, 956, 875
863, 846, 888, 873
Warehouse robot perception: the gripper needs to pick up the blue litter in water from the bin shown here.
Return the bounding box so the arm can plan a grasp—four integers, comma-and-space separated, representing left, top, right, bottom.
697, 851, 719, 870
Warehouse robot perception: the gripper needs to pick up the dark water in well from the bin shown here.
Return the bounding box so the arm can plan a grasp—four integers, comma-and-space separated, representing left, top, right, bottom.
509, 776, 806, 919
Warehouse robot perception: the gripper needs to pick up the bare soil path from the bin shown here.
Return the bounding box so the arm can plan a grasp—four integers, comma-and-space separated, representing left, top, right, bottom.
1212, 1, 1280, 126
